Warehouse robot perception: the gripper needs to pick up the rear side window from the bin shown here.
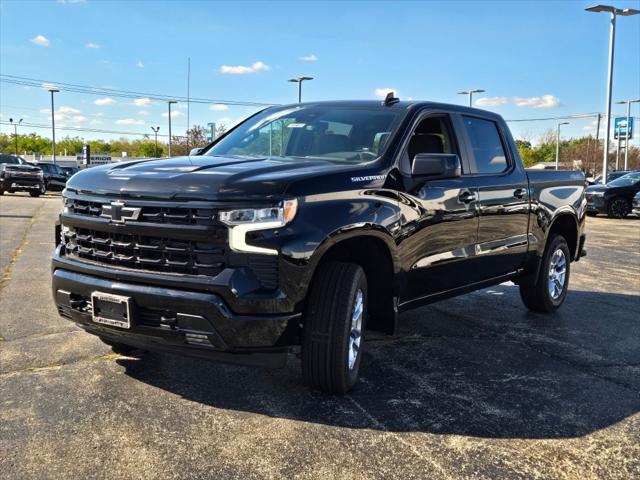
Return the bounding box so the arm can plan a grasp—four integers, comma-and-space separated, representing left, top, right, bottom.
463, 116, 508, 174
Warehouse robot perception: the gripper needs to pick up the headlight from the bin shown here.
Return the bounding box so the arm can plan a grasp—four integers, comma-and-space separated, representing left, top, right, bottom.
219, 199, 298, 226
219, 199, 298, 255
37, 171, 44, 179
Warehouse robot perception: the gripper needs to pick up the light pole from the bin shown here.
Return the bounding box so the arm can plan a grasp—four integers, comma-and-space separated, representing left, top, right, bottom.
48, 87, 59, 164
615, 98, 640, 170
9, 118, 22, 155
585, 4, 640, 183
288, 76, 313, 103
555, 122, 569, 170
458, 89, 485, 108
166, 100, 177, 157
150, 126, 160, 157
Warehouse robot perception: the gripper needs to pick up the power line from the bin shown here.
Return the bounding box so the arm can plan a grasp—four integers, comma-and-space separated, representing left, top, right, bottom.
0, 120, 184, 138
0, 74, 277, 107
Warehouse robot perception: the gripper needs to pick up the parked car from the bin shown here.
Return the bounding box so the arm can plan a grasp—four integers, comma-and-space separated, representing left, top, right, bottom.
632, 191, 640, 217
0, 154, 45, 197
52, 99, 586, 393
30, 162, 68, 191
585, 171, 640, 218
588, 170, 636, 186
60, 166, 80, 178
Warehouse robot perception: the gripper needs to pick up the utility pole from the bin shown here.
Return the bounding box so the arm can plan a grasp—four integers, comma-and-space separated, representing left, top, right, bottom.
151, 126, 160, 157
594, 113, 601, 175
556, 122, 569, 170
585, 4, 640, 183
9, 118, 22, 155
457, 89, 485, 108
48, 87, 59, 164
167, 100, 177, 157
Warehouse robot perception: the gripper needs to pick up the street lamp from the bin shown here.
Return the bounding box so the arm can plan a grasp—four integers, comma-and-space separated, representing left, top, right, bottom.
288, 76, 313, 103
458, 89, 485, 108
555, 122, 569, 170
166, 100, 177, 157
150, 126, 161, 158
615, 98, 640, 170
585, 4, 640, 183
48, 87, 59, 164
8, 118, 23, 155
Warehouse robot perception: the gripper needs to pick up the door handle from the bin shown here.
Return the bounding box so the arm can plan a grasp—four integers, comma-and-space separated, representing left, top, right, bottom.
513, 188, 527, 199
458, 190, 477, 203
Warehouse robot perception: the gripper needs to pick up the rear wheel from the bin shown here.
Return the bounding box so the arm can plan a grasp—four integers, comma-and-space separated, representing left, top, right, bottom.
302, 261, 367, 394
608, 198, 630, 218
29, 190, 41, 197
520, 234, 571, 313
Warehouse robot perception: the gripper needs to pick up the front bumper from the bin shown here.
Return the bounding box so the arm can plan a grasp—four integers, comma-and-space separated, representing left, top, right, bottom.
585, 194, 606, 213
52, 267, 299, 367
1, 176, 44, 191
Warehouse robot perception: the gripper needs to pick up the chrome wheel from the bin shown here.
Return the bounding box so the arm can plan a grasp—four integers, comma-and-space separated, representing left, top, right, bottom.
547, 249, 567, 300
347, 289, 364, 370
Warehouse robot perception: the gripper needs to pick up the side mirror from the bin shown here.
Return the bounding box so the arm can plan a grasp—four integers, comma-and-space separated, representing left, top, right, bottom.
189, 147, 204, 156
411, 153, 461, 179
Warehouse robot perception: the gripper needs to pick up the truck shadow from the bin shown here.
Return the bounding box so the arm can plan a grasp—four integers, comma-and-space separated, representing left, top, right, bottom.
118, 286, 640, 439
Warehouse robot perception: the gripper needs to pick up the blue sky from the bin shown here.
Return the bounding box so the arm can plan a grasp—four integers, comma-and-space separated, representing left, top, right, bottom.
1, 0, 639, 146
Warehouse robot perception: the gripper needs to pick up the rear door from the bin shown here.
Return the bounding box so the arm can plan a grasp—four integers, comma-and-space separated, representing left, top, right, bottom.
396, 112, 480, 302
459, 115, 530, 278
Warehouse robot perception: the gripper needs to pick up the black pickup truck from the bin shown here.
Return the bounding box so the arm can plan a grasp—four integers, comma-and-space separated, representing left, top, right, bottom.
52, 99, 586, 393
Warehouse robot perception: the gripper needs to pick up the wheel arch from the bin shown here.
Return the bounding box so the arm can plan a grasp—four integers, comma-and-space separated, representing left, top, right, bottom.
306, 228, 399, 334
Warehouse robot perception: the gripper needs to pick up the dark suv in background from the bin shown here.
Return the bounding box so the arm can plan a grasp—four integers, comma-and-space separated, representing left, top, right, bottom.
0, 154, 45, 196
30, 162, 68, 191
585, 171, 640, 218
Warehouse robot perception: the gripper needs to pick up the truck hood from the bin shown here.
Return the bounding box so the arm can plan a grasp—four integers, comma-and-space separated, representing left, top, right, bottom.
3, 164, 41, 173
66, 155, 342, 201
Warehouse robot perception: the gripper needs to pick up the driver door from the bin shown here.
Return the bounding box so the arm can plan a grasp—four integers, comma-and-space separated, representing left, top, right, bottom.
397, 113, 480, 304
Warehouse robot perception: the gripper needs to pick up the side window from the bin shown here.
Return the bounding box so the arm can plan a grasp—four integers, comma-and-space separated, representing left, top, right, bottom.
463, 116, 508, 174
404, 115, 459, 172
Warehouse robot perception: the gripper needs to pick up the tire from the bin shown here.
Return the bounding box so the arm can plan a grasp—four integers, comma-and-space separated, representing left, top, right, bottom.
586, 211, 597, 217
608, 197, 630, 218
302, 261, 368, 394
29, 191, 40, 197
520, 234, 571, 313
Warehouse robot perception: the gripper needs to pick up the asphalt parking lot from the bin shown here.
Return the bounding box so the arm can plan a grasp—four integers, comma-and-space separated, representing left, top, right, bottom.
1, 193, 639, 479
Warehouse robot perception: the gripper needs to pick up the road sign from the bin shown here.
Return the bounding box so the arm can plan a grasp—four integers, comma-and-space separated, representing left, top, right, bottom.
207, 122, 216, 142
614, 117, 633, 140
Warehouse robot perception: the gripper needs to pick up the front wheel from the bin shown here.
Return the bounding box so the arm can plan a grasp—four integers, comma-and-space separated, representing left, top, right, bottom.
608, 198, 630, 218
520, 234, 571, 313
302, 261, 368, 394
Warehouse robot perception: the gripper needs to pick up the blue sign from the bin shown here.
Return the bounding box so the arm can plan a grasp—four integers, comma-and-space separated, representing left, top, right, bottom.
206, 122, 216, 142
614, 117, 633, 140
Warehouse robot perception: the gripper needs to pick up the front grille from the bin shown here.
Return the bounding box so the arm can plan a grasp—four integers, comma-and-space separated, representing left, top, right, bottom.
65, 197, 218, 226
62, 226, 225, 276
61, 195, 280, 290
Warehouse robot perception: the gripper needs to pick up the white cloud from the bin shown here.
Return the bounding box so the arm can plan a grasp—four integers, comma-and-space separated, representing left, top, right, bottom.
138, 110, 150, 116
89, 119, 103, 125
39, 108, 50, 114
116, 118, 144, 125
59, 106, 81, 114
52, 113, 87, 123
475, 96, 509, 107
220, 61, 269, 74
85, 42, 100, 49
209, 104, 229, 112
134, 97, 152, 107
94, 97, 116, 106
161, 111, 185, 118
374, 87, 397, 98
300, 54, 318, 62
137, 60, 144, 68
31, 35, 50, 47
513, 94, 560, 109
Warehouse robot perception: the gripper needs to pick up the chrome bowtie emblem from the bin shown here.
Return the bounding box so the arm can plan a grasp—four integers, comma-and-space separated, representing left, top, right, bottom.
101, 201, 141, 223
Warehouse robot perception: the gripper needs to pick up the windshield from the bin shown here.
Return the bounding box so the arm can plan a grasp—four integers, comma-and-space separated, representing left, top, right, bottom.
204, 105, 404, 164
607, 172, 640, 187
0, 155, 24, 165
